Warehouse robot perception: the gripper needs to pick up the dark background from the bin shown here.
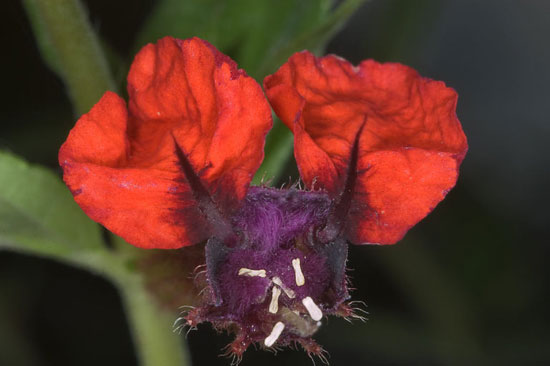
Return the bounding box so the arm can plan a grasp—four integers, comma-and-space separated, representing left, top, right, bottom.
1, 0, 549, 365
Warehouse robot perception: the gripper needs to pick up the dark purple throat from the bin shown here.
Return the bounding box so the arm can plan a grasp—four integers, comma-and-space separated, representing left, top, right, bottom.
185, 186, 353, 358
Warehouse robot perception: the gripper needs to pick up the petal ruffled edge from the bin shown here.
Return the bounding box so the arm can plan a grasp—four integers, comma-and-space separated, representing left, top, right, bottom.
59, 92, 209, 249
264, 51, 468, 245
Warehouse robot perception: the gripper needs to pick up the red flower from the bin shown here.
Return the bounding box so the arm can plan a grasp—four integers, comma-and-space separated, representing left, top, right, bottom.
60, 37, 467, 357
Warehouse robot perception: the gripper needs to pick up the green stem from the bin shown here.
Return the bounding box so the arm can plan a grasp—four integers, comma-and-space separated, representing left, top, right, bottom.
22, 0, 116, 114
115, 273, 191, 366
1, 242, 190, 366
106, 236, 191, 366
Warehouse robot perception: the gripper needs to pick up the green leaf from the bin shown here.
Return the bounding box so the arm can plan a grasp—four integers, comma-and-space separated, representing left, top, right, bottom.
0, 151, 104, 261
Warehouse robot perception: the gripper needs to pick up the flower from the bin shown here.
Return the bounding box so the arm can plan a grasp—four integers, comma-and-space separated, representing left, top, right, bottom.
59, 36, 467, 359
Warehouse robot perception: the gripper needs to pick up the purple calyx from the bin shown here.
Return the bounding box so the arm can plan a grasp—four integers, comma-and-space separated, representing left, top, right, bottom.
185, 186, 352, 358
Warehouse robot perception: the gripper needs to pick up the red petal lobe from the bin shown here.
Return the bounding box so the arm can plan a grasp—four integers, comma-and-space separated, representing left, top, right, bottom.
60, 37, 272, 249
264, 52, 467, 245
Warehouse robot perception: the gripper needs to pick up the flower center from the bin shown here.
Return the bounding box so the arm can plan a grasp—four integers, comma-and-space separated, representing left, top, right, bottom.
186, 187, 350, 356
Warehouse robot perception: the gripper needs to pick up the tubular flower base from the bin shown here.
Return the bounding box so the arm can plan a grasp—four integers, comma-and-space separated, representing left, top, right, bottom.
60, 37, 467, 360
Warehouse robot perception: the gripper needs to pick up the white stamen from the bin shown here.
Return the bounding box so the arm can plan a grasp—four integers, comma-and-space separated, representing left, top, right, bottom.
272, 276, 295, 298
269, 286, 282, 314
238, 268, 266, 278
292, 258, 305, 286
302, 296, 323, 321
264, 321, 285, 347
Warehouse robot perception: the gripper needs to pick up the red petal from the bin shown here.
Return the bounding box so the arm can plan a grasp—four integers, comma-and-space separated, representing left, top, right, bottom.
59, 37, 272, 249
264, 52, 467, 245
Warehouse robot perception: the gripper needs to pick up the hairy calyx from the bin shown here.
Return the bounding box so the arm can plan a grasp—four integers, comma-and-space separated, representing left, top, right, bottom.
184, 186, 357, 359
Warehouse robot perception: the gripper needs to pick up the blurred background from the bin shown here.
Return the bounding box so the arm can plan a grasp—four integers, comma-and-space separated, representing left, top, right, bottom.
1, 0, 549, 365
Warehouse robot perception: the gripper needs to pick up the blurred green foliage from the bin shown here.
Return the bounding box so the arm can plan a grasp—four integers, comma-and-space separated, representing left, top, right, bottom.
137, 0, 335, 78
